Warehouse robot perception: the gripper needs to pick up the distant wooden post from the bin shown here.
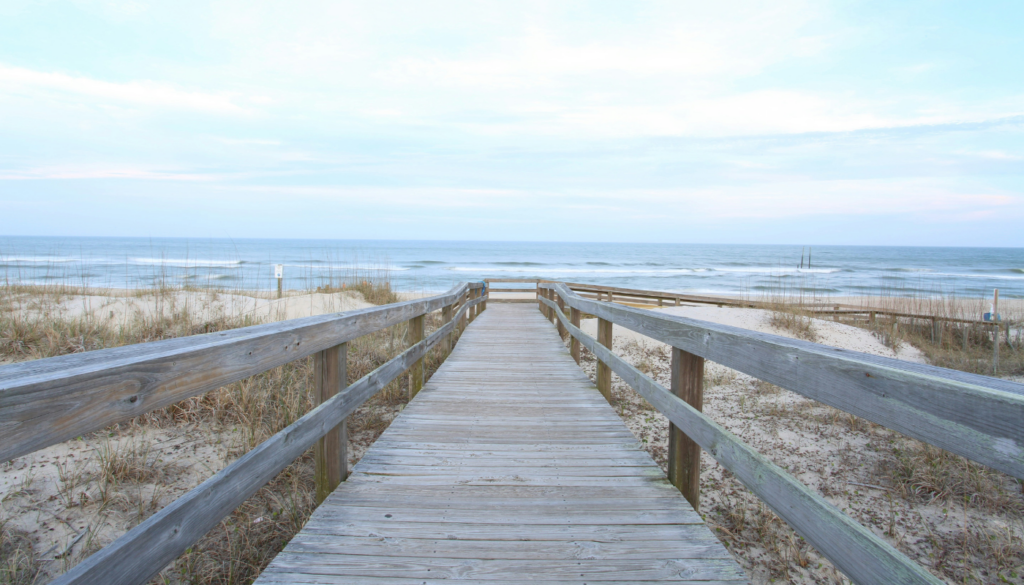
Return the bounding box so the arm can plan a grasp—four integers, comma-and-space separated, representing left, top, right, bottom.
275, 264, 284, 299
548, 290, 557, 324
556, 293, 567, 338
570, 307, 581, 364
315, 343, 347, 504
668, 347, 704, 511
596, 318, 613, 402
407, 315, 425, 398
441, 303, 453, 356
481, 283, 487, 313
993, 288, 1000, 374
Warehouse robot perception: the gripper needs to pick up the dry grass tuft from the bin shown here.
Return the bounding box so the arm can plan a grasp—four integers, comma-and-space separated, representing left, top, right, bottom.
0, 519, 39, 585
879, 440, 1024, 514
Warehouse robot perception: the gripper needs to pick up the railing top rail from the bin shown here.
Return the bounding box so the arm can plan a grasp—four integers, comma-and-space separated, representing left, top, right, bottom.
541, 282, 1024, 480
0, 283, 471, 463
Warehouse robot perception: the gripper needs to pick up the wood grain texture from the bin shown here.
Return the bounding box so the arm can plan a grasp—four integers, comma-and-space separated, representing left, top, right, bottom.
542, 283, 1024, 480
315, 343, 348, 504
0, 283, 470, 463
668, 347, 703, 512
254, 304, 745, 584
543, 292, 941, 585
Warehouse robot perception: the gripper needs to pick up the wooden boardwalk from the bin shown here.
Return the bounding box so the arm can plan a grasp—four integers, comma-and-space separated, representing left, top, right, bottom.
255, 304, 747, 584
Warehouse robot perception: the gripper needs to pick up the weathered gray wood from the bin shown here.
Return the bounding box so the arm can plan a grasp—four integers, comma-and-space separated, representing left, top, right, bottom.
597, 318, 613, 402
50, 300, 473, 585
668, 347, 702, 511
315, 343, 348, 504
543, 283, 1024, 480
548, 298, 941, 585
0, 283, 470, 463
255, 304, 744, 584
556, 294, 567, 339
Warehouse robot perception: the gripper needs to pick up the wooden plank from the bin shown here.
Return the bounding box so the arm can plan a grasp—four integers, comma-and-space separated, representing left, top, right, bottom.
543, 284, 1024, 480
668, 347, 702, 512
0, 283, 470, 463
549, 297, 941, 585
255, 304, 745, 584
261, 554, 746, 581
315, 343, 348, 504
50, 295, 482, 585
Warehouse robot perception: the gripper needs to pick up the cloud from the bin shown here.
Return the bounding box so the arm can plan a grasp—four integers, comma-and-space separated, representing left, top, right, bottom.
0, 64, 255, 113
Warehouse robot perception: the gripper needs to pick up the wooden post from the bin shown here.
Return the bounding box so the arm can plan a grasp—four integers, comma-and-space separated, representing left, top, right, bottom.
596, 318, 613, 402
668, 347, 704, 511
441, 303, 453, 356
468, 289, 477, 322
556, 293, 567, 339
931, 318, 937, 343
992, 289, 1000, 374
274, 264, 284, 299
548, 290, 557, 324
407, 315, 425, 398
658, 298, 664, 307
570, 307, 581, 364
315, 343, 348, 504
963, 324, 969, 351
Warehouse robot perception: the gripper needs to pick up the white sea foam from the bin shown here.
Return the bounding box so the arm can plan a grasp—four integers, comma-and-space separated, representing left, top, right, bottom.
448, 267, 698, 275
2, 256, 79, 263
130, 258, 244, 267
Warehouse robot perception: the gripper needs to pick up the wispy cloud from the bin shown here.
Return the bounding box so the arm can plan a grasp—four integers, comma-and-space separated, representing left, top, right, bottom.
0, 64, 256, 113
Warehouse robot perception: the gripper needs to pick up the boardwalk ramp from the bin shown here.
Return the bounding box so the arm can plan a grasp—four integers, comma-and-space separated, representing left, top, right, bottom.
255, 304, 746, 584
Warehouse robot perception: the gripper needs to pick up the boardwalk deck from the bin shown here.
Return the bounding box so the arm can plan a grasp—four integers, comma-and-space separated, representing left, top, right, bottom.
255, 304, 747, 584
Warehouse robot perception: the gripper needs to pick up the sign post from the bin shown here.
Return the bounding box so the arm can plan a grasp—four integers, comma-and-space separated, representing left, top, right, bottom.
275, 264, 284, 299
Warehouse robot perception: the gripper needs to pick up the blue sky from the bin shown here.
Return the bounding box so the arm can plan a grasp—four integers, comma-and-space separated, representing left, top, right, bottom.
1, 1, 1022, 245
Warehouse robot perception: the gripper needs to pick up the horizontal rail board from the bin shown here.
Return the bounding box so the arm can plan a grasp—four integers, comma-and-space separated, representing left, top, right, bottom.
540, 294, 940, 585
543, 284, 1024, 480
52, 295, 484, 585
0, 285, 473, 463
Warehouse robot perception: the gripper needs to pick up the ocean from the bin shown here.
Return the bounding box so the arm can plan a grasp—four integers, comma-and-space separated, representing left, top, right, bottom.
1, 236, 1022, 298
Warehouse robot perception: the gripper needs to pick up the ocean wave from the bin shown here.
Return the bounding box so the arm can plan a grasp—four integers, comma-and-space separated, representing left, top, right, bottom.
448, 267, 698, 275
282, 263, 409, 271
131, 258, 244, 268
2, 256, 79, 263
712, 267, 842, 274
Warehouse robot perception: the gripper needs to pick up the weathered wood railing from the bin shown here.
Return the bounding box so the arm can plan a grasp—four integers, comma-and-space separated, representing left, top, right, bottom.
539, 282, 1024, 585
0, 282, 486, 585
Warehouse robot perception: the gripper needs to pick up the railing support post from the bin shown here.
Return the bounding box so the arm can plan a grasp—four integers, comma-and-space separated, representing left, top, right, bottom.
441, 303, 453, 356
570, 307, 581, 364
596, 318, 613, 402
407, 314, 425, 398
556, 293, 566, 339
668, 347, 704, 511
315, 342, 348, 505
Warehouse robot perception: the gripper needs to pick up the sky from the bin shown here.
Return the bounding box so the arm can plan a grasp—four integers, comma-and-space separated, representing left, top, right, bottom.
0, 0, 1022, 246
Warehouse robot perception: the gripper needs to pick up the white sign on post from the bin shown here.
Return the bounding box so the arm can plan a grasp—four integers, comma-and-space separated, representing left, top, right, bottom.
274, 264, 284, 279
